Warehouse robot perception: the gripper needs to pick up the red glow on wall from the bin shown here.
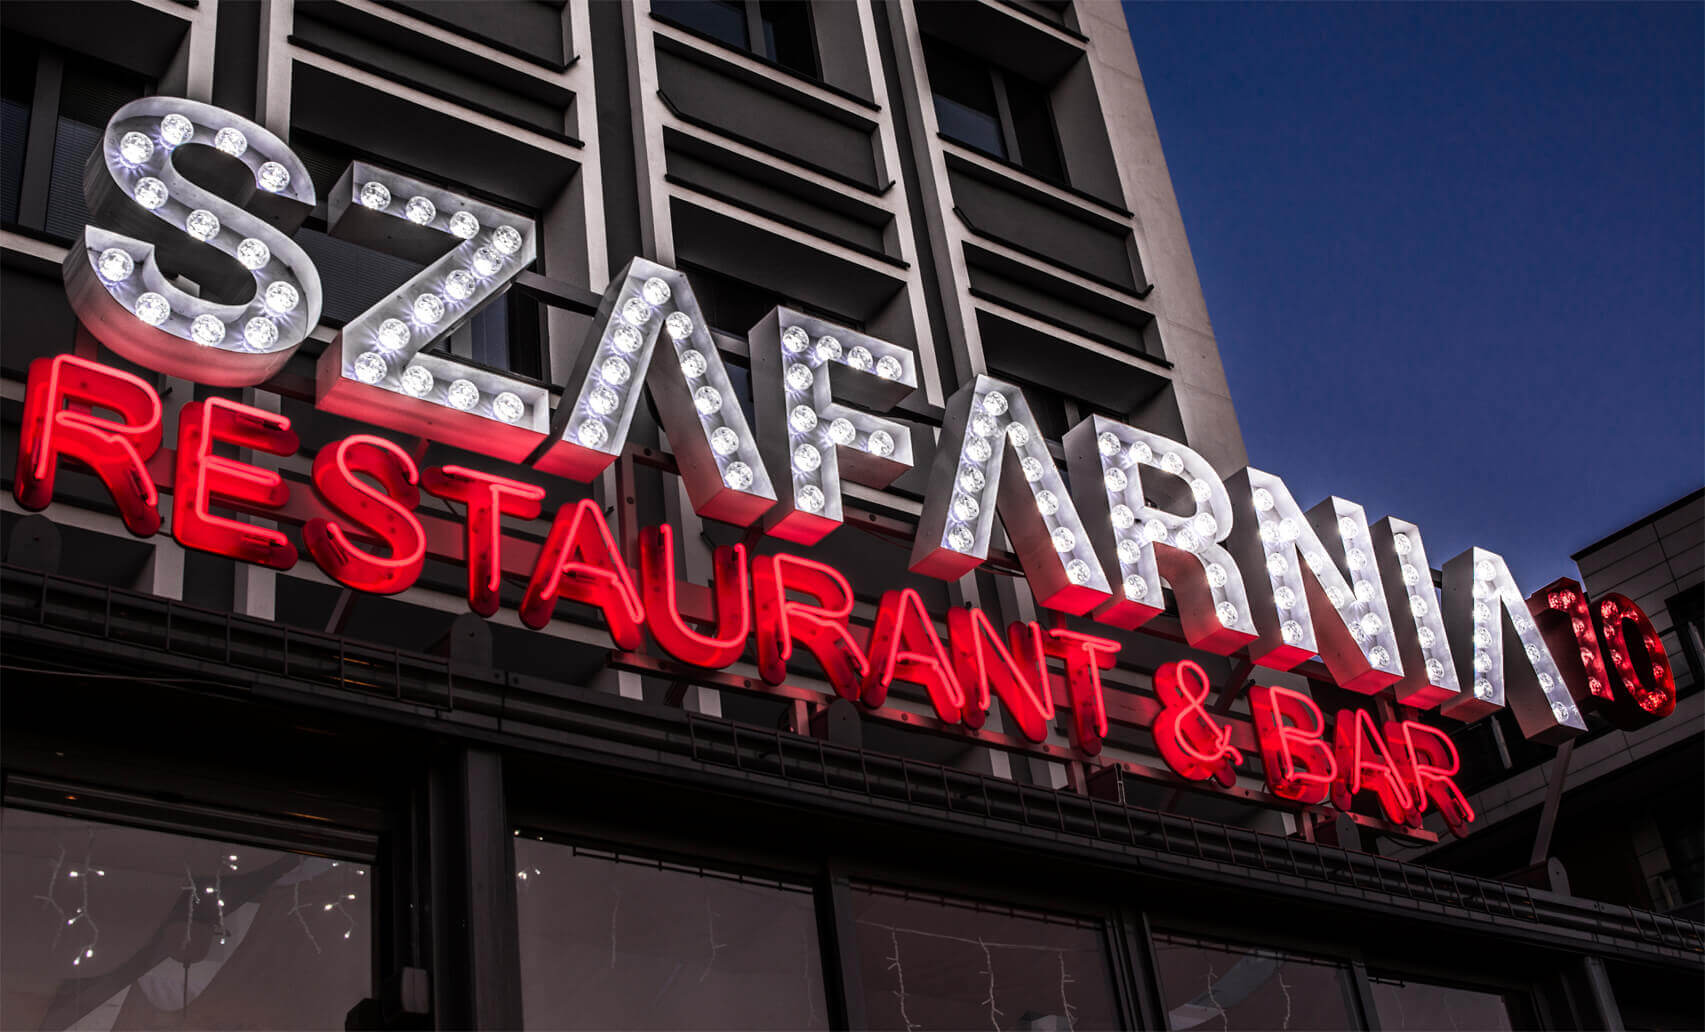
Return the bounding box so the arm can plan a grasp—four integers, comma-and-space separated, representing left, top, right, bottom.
421, 465, 546, 617
1595, 593, 1677, 727
1388, 720, 1475, 838
1332, 707, 1417, 825
1249, 685, 1337, 806
173, 398, 299, 569
1153, 660, 1243, 787
946, 607, 1053, 743
639, 524, 751, 669
520, 498, 644, 648
861, 588, 964, 722
752, 553, 868, 701
304, 435, 426, 594
15, 354, 163, 536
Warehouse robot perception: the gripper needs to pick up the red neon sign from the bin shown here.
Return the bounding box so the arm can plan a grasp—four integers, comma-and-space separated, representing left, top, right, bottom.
173, 397, 299, 570
421, 465, 546, 617
639, 524, 751, 670
520, 498, 645, 650
15, 354, 162, 536
304, 435, 426, 594
1249, 685, 1337, 806
1331, 707, 1417, 825
861, 588, 964, 723
753, 553, 868, 702
1153, 660, 1242, 787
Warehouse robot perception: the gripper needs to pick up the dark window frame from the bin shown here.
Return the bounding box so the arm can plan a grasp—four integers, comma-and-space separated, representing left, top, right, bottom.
923, 36, 1066, 184
650, 0, 822, 80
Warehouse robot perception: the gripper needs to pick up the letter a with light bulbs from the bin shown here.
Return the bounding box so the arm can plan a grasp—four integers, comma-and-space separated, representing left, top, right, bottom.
16, 97, 1681, 840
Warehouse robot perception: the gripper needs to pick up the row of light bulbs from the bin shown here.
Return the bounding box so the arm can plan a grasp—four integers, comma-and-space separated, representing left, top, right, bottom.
779, 323, 900, 512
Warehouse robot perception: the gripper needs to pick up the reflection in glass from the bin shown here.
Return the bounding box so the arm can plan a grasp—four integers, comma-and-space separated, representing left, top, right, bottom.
1153, 933, 1355, 1031
1, 807, 371, 1030
1372, 975, 1513, 1031
514, 839, 827, 1029
852, 885, 1122, 1031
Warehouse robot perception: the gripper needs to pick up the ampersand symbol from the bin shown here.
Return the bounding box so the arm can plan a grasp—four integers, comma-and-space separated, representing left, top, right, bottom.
1153, 660, 1244, 787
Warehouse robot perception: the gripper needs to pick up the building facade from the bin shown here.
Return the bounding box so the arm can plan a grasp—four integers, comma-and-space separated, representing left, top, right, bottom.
0, 1, 1698, 1029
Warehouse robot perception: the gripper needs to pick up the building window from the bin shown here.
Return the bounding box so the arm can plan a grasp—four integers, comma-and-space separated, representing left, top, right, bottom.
1151, 932, 1358, 1030
0, 36, 147, 238
1, 807, 372, 1029
850, 885, 1123, 1031
652, 1, 819, 78
1369, 975, 1515, 1031
513, 838, 828, 1029
923, 37, 1064, 183
1665, 585, 1703, 698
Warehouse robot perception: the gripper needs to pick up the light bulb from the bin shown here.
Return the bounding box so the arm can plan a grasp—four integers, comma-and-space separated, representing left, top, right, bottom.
789, 405, 818, 433
1273, 585, 1296, 609
97, 247, 134, 282
785, 363, 814, 391
641, 277, 671, 306
1401, 563, 1421, 586
1143, 518, 1167, 542
377, 318, 411, 351
1190, 478, 1212, 502
1425, 657, 1445, 682
1160, 452, 1184, 475
1359, 612, 1383, 636
620, 297, 652, 327
353, 350, 388, 384
1281, 620, 1304, 644
1034, 489, 1058, 515
875, 354, 903, 380
845, 345, 872, 371
1410, 595, 1430, 618
236, 237, 270, 269
449, 211, 480, 239
445, 269, 476, 301
947, 526, 975, 552
1417, 626, 1436, 648
710, 426, 739, 455
1128, 440, 1153, 465
678, 349, 708, 378
866, 430, 894, 457
793, 443, 821, 472
119, 130, 154, 164
135, 292, 170, 326
782, 325, 810, 353
981, 391, 1008, 416
693, 385, 722, 414
577, 419, 609, 447
1021, 457, 1044, 482
1266, 552, 1289, 576
1475, 558, 1497, 582
359, 181, 391, 210
472, 247, 501, 276
243, 316, 278, 349
1005, 422, 1031, 446
970, 411, 998, 437
1174, 528, 1201, 552
134, 177, 168, 210
1216, 601, 1239, 625
1116, 538, 1141, 563
815, 335, 841, 362
265, 281, 300, 314
665, 311, 694, 340
827, 418, 856, 445
160, 113, 194, 146
600, 355, 631, 385
1066, 559, 1092, 585
952, 494, 979, 520
1252, 487, 1276, 512
1393, 533, 1414, 556
1110, 504, 1135, 529
446, 379, 479, 411
1206, 563, 1229, 588
1050, 526, 1075, 552
1192, 512, 1218, 539
1124, 575, 1148, 600
1104, 467, 1128, 492
190, 314, 225, 345
400, 363, 434, 397
965, 437, 992, 463
493, 391, 526, 424
1337, 516, 1361, 541
611, 324, 642, 353
492, 225, 523, 255
723, 461, 754, 490
1097, 431, 1121, 456
405, 196, 436, 225
214, 127, 247, 156
798, 485, 825, 513
589, 385, 619, 415
959, 467, 986, 492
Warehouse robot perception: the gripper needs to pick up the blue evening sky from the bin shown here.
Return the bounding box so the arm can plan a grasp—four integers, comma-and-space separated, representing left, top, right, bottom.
1124, 1, 1703, 589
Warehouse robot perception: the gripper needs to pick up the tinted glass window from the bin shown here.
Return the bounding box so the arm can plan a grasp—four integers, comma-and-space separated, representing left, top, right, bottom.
514, 839, 828, 1029
653, 0, 750, 51
758, 1, 817, 77
1371, 976, 1513, 1031
2, 807, 372, 1030
1005, 75, 1063, 182
1152, 933, 1357, 1030
1, 38, 33, 224
923, 38, 1005, 159
851, 885, 1122, 1031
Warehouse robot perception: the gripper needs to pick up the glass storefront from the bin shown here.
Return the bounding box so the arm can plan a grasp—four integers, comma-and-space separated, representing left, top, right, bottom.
514, 839, 827, 1030
1151, 933, 1358, 1031
1, 808, 371, 1030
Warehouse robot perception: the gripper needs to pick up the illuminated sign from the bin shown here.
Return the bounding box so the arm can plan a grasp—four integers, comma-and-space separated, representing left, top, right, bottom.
15, 97, 1684, 837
